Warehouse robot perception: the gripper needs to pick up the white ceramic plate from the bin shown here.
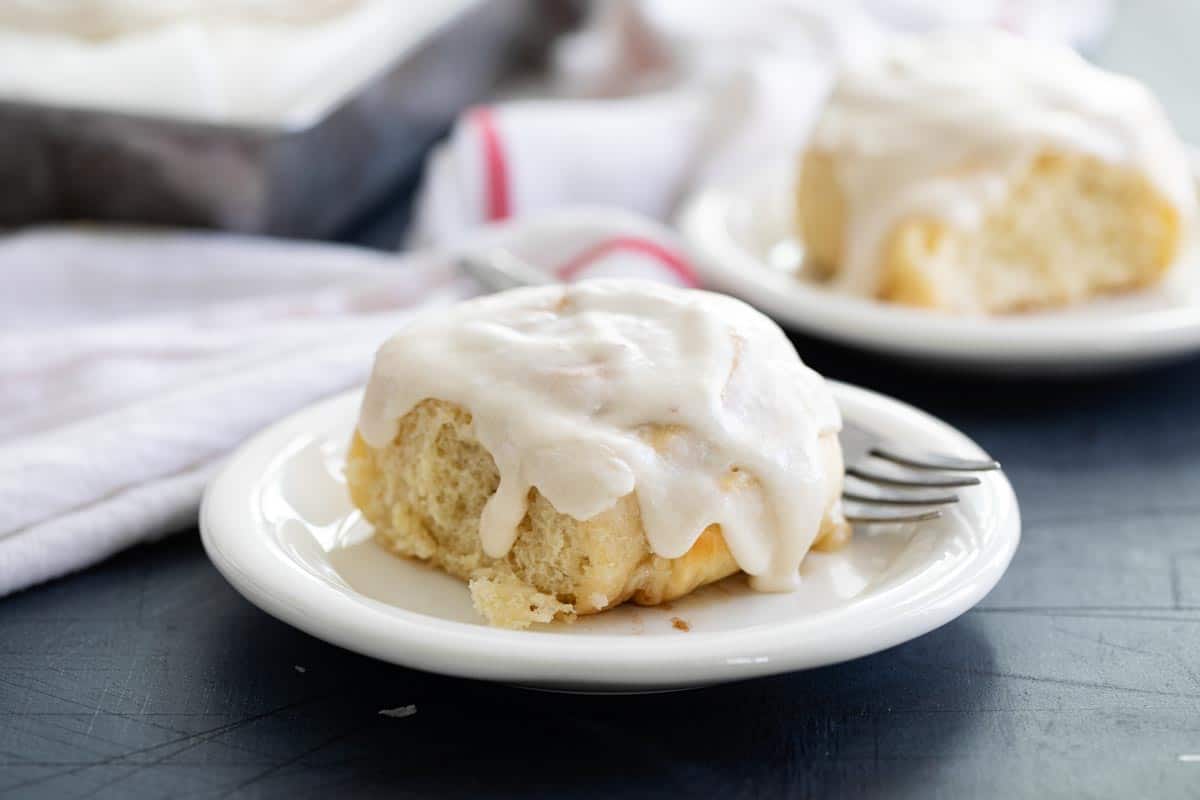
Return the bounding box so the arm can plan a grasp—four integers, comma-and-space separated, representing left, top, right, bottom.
201, 383, 1020, 693
678, 166, 1200, 375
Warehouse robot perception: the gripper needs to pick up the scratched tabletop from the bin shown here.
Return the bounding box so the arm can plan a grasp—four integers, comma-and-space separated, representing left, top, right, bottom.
3, 4, 1200, 798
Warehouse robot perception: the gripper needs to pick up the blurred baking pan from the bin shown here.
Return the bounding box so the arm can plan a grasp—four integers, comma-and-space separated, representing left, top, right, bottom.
0, 0, 552, 238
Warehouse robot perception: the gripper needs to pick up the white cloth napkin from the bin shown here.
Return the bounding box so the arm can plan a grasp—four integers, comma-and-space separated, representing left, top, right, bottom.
409, 0, 1111, 246
0, 211, 696, 596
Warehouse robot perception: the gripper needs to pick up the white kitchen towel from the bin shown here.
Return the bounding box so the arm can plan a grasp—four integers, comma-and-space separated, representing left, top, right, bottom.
0, 210, 698, 596
409, 0, 1112, 246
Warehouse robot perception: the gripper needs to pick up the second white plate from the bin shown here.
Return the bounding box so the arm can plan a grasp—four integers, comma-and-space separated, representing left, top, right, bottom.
200, 382, 1019, 693
678, 168, 1200, 375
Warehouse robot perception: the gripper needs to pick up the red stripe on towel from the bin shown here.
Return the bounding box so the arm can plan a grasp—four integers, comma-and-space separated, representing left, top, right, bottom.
556, 237, 700, 288
471, 107, 511, 222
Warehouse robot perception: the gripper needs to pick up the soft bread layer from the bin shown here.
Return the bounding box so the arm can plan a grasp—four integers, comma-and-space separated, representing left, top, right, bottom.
798, 149, 1186, 313
346, 399, 849, 629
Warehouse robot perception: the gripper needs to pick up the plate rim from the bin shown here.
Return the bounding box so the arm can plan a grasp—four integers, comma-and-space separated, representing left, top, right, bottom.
676, 169, 1200, 371
200, 382, 1021, 689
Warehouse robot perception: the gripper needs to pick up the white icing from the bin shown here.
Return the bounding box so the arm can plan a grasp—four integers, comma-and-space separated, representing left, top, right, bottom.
0, 1, 457, 125
810, 32, 1197, 297
358, 279, 841, 592
0, 1, 358, 38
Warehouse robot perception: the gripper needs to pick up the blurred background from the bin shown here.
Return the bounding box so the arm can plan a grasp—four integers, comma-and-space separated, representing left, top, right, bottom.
0, 0, 1189, 249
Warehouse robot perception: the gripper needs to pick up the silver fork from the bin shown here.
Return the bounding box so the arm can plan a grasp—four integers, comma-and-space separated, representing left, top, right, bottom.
838, 420, 998, 524
458, 250, 999, 525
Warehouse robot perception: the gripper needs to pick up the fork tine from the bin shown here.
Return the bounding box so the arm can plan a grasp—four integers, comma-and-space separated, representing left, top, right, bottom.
845, 508, 943, 524
869, 446, 999, 472
846, 465, 981, 489
842, 489, 959, 507
458, 250, 552, 292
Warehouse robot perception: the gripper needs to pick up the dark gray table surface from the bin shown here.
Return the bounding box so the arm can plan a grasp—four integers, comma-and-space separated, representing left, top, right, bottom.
4, 3, 1200, 798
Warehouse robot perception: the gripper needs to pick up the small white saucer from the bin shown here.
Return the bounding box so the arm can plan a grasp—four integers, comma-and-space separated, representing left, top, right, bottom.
678, 168, 1200, 375
200, 383, 1019, 693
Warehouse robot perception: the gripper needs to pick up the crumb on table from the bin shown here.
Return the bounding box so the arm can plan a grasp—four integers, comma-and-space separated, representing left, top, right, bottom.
378, 704, 418, 719
671, 617, 691, 632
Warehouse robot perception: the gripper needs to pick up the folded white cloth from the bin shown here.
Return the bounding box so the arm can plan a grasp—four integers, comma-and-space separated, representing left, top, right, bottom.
0, 211, 697, 596
409, 0, 1111, 246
